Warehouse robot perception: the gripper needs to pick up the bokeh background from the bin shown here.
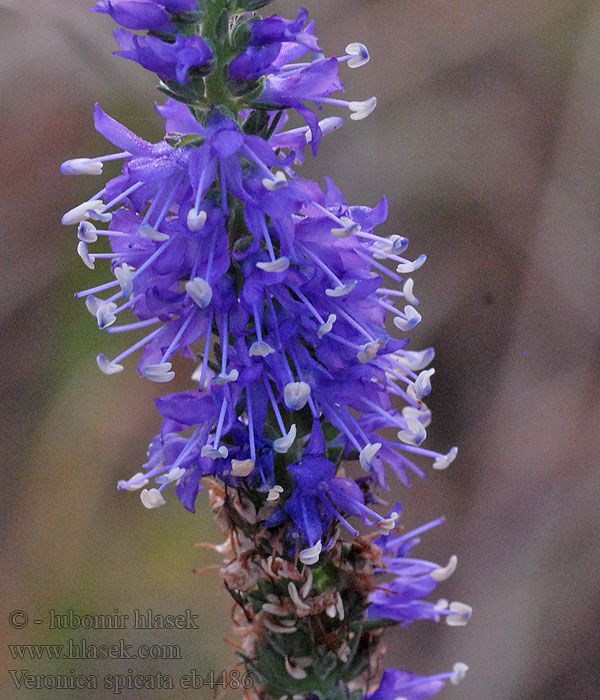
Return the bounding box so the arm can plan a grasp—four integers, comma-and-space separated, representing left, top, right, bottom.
2, 0, 599, 698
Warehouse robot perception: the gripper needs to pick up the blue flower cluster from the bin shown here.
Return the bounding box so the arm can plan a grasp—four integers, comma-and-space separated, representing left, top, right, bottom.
62, 3, 467, 698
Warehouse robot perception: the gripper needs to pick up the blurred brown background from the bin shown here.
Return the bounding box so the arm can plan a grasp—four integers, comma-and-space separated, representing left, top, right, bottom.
1, 0, 599, 698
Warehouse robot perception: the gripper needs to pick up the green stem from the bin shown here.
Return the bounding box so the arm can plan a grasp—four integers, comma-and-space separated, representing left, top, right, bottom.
202, 0, 238, 115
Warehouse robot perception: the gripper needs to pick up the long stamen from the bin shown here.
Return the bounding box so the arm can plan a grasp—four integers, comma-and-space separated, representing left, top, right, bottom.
198, 310, 214, 390
106, 317, 160, 333
245, 389, 256, 463
141, 177, 171, 227
153, 173, 183, 230
334, 304, 374, 340
131, 235, 175, 279
75, 279, 120, 299
213, 399, 228, 447
161, 309, 197, 363
219, 160, 228, 217
98, 181, 144, 213
362, 397, 407, 431
354, 248, 405, 284
322, 401, 363, 453
110, 326, 162, 366
286, 286, 324, 324
263, 378, 286, 435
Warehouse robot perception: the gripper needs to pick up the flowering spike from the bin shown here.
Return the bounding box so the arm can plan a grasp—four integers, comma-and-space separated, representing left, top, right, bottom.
63, 2, 468, 698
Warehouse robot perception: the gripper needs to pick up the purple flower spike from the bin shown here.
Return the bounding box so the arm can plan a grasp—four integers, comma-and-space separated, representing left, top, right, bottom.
64, 3, 468, 698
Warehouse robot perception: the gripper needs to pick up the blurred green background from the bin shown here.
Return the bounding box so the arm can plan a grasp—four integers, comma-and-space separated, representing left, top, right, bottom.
2, 1, 599, 698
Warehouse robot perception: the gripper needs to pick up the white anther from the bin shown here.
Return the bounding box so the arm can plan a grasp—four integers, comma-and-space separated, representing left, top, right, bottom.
114, 263, 134, 297
263, 171, 288, 191
215, 535, 234, 554
325, 604, 337, 618
77, 221, 98, 243
349, 96, 377, 120
402, 405, 432, 428
138, 224, 169, 241
357, 338, 385, 364
374, 235, 409, 260
200, 444, 229, 459
143, 362, 175, 383
85, 296, 104, 316
305, 116, 344, 142
431, 555, 458, 582
155, 466, 185, 485
317, 313, 336, 338
273, 424, 297, 454
61, 199, 105, 226
390, 235, 409, 254
87, 211, 112, 224
185, 277, 213, 308
300, 568, 313, 598
397, 348, 435, 371
213, 369, 239, 385
263, 618, 297, 634
433, 446, 458, 470
393, 305, 421, 331
359, 442, 381, 471
397, 416, 427, 446
331, 216, 360, 237
231, 459, 255, 477
325, 280, 358, 297
287, 582, 311, 613
96, 353, 124, 375
140, 488, 166, 509
284, 381, 311, 411
435, 598, 449, 611
345, 42, 370, 68
408, 368, 435, 400
285, 658, 307, 680
446, 602, 472, 627
403, 278, 418, 304
377, 511, 399, 534
337, 643, 350, 663
61, 158, 104, 175
187, 208, 207, 231
77, 241, 95, 270
262, 602, 288, 616
256, 256, 290, 272
299, 541, 322, 565
335, 591, 345, 620
267, 485, 284, 501
96, 302, 117, 330
451, 662, 469, 685
117, 472, 149, 491
396, 253, 426, 274
249, 340, 276, 357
